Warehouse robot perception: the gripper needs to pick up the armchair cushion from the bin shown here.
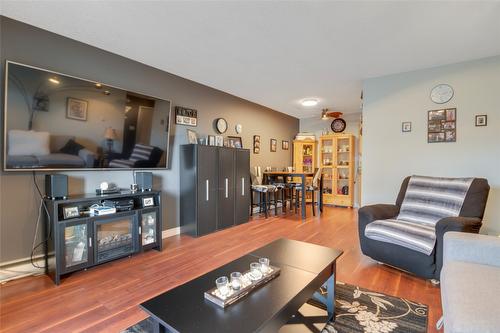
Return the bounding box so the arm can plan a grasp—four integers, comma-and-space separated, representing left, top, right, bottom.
365, 219, 436, 255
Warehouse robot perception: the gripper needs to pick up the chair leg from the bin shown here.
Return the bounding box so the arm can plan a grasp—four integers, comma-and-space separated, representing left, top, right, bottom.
264, 192, 268, 218
274, 191, 278, 215
312, 191, 316, 217
250, 191, 254, 216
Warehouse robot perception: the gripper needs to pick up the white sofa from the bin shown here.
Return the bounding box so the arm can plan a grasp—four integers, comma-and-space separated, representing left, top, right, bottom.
440, 232, 500, 333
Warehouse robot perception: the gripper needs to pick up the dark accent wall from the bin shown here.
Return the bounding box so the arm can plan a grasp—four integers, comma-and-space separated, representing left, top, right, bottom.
0, 17, 299, 263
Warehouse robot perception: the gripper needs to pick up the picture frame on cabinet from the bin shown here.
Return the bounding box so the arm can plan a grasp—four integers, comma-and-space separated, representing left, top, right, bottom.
215, 135, 224, 147
186, 129, 198, 144
227, 136, 243, 148
208, 135, 215, 146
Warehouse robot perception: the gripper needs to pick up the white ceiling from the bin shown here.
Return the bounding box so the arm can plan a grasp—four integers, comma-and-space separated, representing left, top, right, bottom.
2, 1, 500, 118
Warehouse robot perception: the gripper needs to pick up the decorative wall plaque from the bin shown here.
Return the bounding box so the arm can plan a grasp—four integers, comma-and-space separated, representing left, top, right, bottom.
175, 106, 198, 127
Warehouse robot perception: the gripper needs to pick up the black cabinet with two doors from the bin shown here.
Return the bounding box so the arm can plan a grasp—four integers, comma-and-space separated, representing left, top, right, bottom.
180, 144, 250, 237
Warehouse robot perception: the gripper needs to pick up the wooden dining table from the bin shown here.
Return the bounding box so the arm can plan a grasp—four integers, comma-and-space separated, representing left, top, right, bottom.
263, 171, 323, 220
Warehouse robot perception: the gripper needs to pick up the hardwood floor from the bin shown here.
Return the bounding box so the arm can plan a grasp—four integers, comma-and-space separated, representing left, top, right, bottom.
0, 207, 441, 332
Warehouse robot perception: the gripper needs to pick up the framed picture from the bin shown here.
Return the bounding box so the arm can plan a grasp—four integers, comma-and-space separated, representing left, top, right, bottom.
428, 108, 456, 143
270, 138, 277, 152
215, 135, 224, 147
253, 135, 260, 154
63, 206, 80, 219
227, 136, 243, 148
186, 129, 198, 144
208, 135, 215, 146
66, 97, 88, 121
282, 140, 289, 150
141, 197, 154, 207
402, 122, 411, 132
475, 115, 487, 127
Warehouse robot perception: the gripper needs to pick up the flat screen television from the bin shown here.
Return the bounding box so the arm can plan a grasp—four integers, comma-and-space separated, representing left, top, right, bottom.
3, 61, 173, 171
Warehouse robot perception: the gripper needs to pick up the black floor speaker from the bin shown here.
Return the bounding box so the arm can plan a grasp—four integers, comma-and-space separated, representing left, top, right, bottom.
136, 172, 153, 191
45, 174, 68, 199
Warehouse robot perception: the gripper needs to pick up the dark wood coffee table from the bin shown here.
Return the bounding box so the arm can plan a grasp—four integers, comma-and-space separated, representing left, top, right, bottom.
140, 238, 343, 333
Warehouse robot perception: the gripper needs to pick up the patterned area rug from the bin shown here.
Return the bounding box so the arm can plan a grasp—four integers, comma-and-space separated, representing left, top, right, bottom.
123, 282, 428, 333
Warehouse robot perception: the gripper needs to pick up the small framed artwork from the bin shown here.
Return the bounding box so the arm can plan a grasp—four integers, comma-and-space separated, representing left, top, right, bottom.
253, 135, 260, 154
66, 97, 88, 121
63, 206, 80, 219
215, 135, 224, 147
475, 115, 487, 127
270, 139, 277, 152
227, 136, 243, 148
402, 122, 412, 132
141, 197, 154, 207
282, 140, 289, 150
175, 106, 197, 127
208, 135, 215, 146
186, 129, 198, 144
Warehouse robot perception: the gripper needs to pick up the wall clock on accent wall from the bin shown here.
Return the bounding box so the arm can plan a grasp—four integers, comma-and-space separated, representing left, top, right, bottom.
430, 84, 454, 104
215, 118, 228, 134
331, 118, 346, 133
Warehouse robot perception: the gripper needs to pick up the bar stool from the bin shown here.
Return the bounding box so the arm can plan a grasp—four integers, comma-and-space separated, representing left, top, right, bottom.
250, 167, 277, 218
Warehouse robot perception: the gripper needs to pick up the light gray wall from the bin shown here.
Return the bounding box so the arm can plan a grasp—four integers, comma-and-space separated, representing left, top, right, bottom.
0, 17, 299, 263
299, 113, 362, 206
362, 55, 500, 235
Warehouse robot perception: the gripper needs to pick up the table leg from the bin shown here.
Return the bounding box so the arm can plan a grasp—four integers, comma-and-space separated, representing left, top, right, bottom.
311, 263, 336, 321
301, 175, 306, 220
153, 320, 168, 333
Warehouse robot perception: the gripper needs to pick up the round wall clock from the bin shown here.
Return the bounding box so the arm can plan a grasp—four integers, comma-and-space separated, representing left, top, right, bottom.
430, 84, 454, 104
331, 118, 346, 133
216, 118, 228, 134
235, 124, 242, 134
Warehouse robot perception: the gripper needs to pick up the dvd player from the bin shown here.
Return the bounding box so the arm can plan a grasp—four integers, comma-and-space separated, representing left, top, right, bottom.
102, 198, 134, 211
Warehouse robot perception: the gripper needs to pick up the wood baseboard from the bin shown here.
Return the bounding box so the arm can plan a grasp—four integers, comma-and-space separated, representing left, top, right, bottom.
162, 227, 181, 239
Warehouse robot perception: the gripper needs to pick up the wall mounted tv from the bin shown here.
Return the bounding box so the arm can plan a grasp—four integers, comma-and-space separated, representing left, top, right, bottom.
3, 61, 173, 171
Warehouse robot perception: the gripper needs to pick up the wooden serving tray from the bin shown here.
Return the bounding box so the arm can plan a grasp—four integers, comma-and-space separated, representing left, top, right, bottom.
204, 265, 281, 308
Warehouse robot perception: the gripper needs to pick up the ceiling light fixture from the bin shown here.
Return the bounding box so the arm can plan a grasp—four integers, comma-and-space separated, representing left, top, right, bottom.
301, 99, 318, 107
48, 77, 60, 84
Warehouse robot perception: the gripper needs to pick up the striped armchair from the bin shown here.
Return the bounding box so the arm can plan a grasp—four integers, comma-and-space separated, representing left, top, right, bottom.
358, 175, 489, 280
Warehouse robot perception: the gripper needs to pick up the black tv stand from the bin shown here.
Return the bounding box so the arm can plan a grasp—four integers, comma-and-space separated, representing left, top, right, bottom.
43, 190, 162, 285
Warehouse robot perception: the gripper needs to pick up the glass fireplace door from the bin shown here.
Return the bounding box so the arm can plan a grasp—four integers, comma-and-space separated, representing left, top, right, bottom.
94, 213, 137, 264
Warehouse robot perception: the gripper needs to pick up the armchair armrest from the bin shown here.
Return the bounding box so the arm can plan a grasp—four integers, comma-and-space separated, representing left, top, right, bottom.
358, 204, 399, 233
443, 231, 500, 268
78, 148, 96, 168
358, 204, 399, 226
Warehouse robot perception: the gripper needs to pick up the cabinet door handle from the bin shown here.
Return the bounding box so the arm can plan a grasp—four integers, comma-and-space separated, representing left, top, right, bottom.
139, 226, 142, 234
242, 177, 245, 196
206, 179, 209, 201
225, 178, 228, 198
89, 237, 92, 248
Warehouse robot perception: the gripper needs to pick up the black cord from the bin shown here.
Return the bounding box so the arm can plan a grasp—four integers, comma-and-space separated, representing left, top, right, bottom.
30, 171, 51, 269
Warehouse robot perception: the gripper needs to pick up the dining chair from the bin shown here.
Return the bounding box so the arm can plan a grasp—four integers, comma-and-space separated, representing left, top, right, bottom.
295, 167, 322, 216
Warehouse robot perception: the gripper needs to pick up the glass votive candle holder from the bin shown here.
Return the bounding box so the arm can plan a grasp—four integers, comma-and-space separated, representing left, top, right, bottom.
250, 262, 263, 280
215, 276, 229, 296
230, 272, 243, 290
259, 257, 270, 275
